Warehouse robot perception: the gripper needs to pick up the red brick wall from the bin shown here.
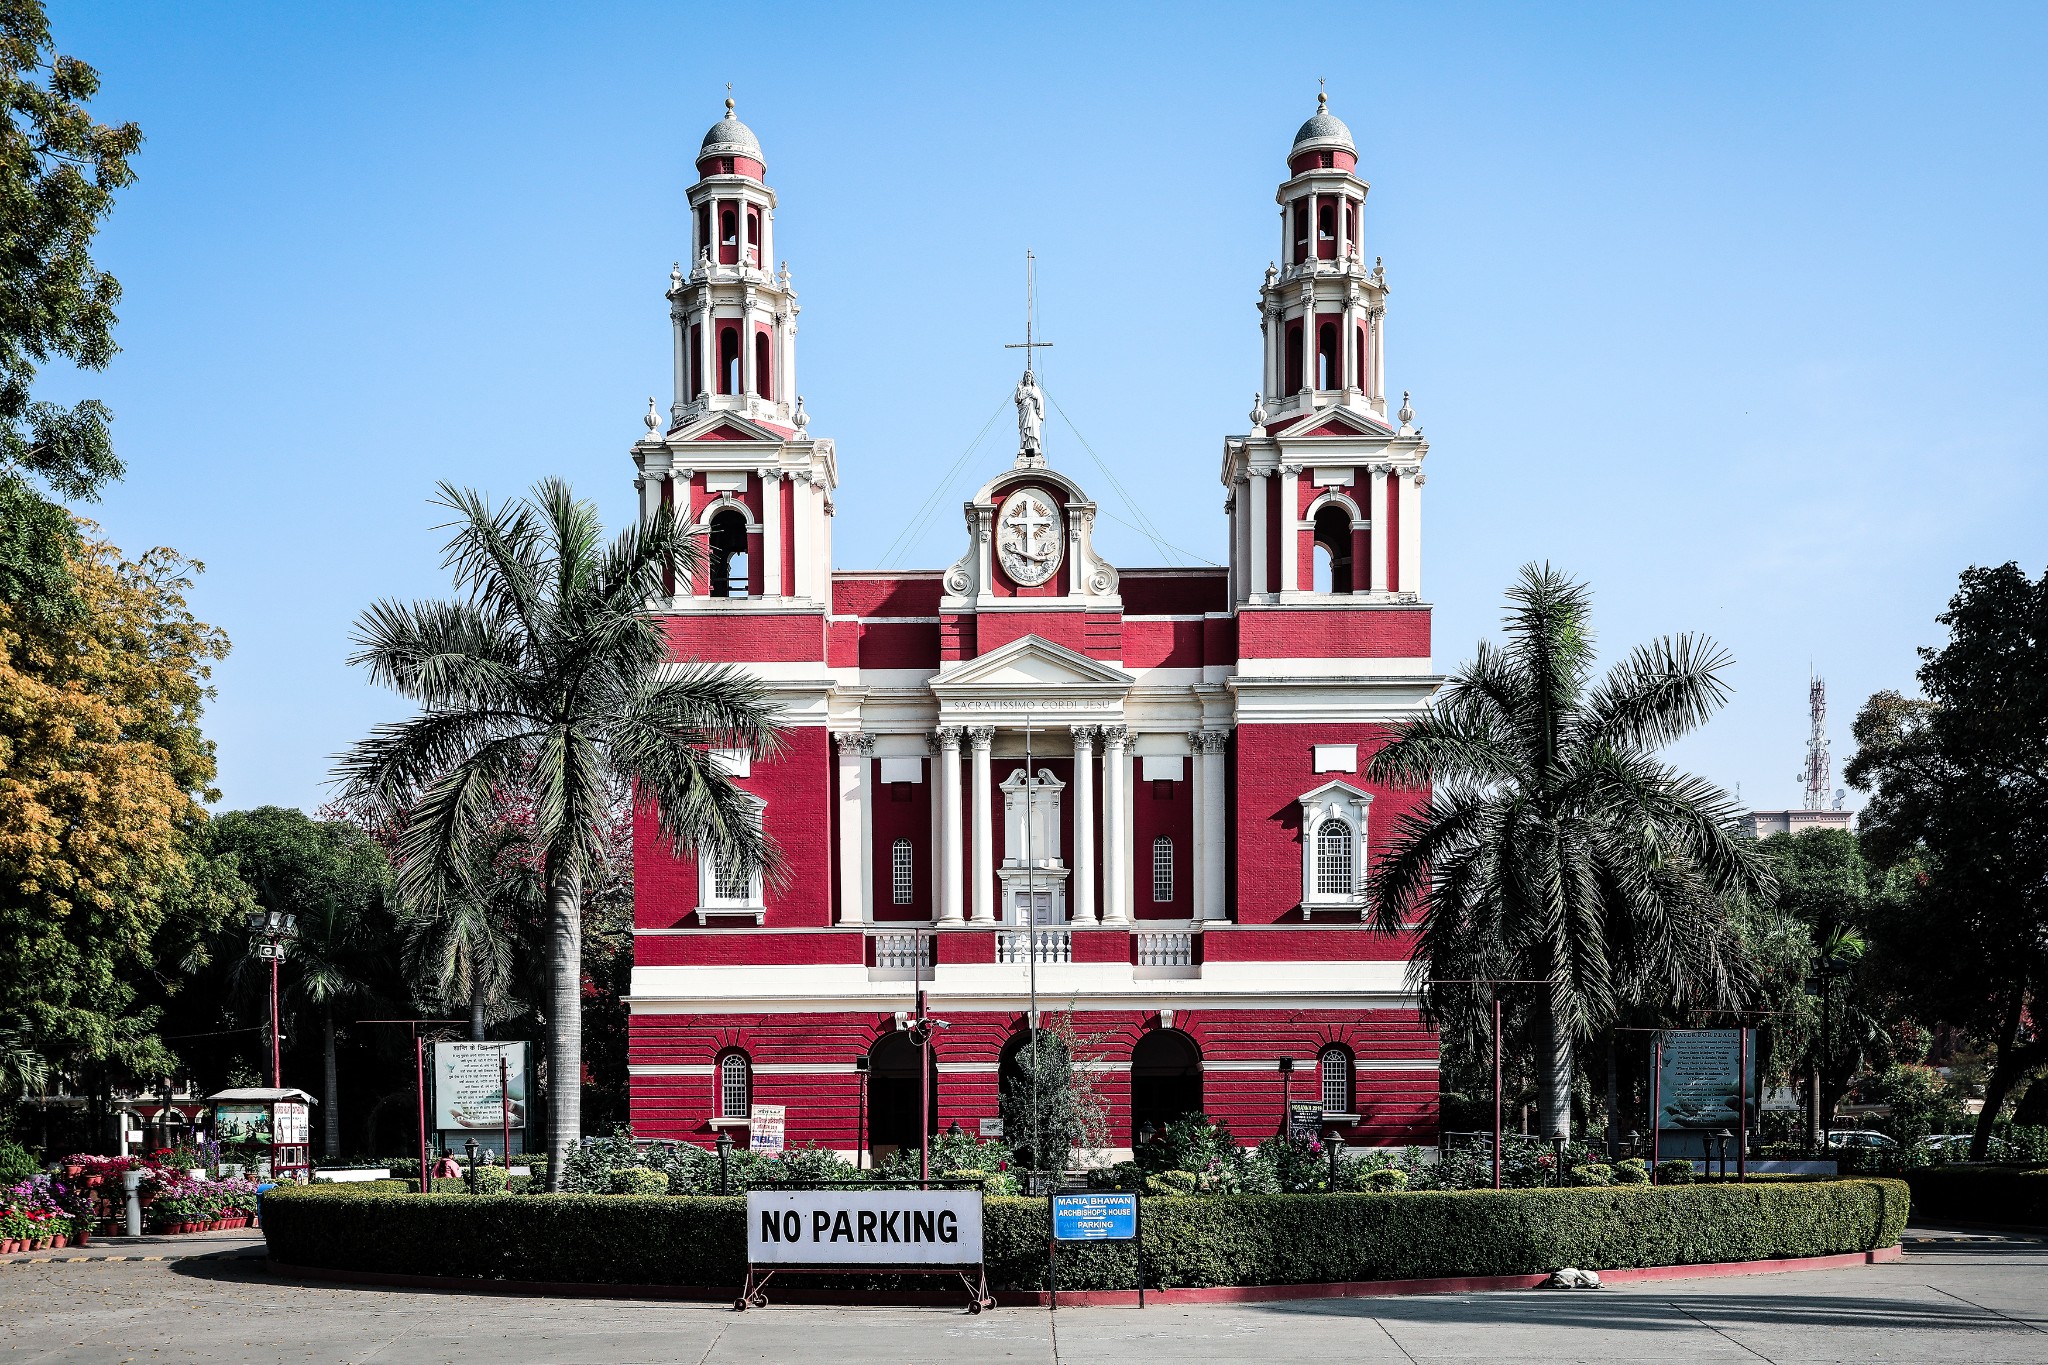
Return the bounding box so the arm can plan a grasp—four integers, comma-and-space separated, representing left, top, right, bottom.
1236, 606, 1429, 660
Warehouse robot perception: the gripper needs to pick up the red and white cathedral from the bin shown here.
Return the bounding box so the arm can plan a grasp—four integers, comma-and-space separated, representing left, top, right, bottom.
627, 95, 1442, 1158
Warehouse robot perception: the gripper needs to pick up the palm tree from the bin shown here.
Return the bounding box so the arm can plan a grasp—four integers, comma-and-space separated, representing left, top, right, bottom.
283, 897, 384, 1159
1368, 564, 1772, 1140
402, 819, 526, 1041
338, 479, 780, 1188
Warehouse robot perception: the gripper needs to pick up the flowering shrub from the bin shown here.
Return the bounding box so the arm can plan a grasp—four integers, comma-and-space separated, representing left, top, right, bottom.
2, 1172, 88, 1242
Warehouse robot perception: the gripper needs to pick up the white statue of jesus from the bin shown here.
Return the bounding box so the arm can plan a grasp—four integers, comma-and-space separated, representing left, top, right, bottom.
1014, 368, 1045, 462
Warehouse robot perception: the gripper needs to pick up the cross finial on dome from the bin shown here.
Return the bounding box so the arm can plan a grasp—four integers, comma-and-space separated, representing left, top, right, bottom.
1318, 77, 1326, 110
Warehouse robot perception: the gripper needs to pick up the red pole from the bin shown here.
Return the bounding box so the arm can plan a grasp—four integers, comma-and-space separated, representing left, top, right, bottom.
917, 988, 929, 1190
270, 954, 282, 1089
1737, 1027, 1749, 1183
1650, 1036, 1662, 1181
415, 1035, 429, 1194
1492, 994, 1503, 1190
501, 1054, 512, 1169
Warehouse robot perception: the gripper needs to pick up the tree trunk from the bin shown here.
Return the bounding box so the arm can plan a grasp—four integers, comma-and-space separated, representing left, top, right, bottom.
322, 1009, 341, 1161
470, 984, 487, 1042
1603, 1031, 1620, 1159
545, 859, 584, 1191
1538, 1001, 1574, 1141
1972, 987, 2034, 1161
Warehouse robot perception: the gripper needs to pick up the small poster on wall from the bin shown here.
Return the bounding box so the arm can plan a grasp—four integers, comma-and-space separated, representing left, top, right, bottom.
215, 1103, 271, 1146
275, 1101, 310, 1145
1288, 1101, 1324, 1144
750, 1104, 786, 1154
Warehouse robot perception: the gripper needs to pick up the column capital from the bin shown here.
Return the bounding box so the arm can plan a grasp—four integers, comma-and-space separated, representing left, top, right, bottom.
1188, 730, 1230, 754
965, 725, 996, 751
834, 731, 874, 756
930, 726, 963, 752
1070, 724, 1099, 748
1098, 724, 1129, 750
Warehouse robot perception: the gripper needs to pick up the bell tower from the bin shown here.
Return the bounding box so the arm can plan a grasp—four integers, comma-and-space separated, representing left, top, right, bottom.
633, 99, 836, 607
1224, 93, 1428, 606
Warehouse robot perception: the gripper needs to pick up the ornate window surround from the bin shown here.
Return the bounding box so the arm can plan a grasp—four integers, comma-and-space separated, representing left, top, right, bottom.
697, 792, 768, 924
1297, 778, 1372, 920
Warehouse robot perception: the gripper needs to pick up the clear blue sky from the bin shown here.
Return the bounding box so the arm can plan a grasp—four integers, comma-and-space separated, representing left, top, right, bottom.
48, 1, 2048, 815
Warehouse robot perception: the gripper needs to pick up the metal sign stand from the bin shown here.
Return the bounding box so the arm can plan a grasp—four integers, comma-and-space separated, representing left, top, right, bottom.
735, 1179, 996, 1313
1048, 1188, 1143, 1311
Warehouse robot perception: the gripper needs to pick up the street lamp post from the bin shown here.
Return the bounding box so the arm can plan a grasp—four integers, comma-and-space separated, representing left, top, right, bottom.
245, 910, 299, 1089
716, 1129, 733, 1195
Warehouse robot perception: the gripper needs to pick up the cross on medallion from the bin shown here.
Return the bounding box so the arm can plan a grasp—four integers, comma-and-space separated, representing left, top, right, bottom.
1011, 497, 1054, 557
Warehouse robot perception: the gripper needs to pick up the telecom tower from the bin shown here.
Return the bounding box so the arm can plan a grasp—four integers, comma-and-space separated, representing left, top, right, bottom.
1798, 676, 1831, 811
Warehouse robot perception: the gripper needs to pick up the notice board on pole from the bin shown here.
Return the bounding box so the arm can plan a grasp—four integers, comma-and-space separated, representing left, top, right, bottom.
745, 1189, 983, 1266
431, 1041, 530, 1139
1653, 1029, 1755, 1160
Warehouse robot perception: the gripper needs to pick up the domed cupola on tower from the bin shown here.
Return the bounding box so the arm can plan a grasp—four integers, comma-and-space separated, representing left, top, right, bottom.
697, 100, 766, 181
1288, 92, 1358, 174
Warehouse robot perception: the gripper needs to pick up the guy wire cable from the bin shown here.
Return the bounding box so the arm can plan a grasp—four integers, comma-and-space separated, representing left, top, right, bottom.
876, 392, 1011, 570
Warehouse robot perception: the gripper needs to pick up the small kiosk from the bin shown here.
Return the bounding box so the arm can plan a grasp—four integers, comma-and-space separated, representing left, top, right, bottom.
207, 1087, 316, 1181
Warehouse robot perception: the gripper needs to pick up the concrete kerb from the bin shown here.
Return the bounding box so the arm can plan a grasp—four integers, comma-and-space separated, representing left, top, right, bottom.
261, 1245, 1905, 1308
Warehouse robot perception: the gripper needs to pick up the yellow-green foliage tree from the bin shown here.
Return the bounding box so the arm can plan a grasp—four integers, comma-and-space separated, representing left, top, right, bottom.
0, 522, 243, 1088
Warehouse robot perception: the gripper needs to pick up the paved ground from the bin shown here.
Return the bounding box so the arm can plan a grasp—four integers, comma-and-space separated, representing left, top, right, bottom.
1, 1226, 2042, 1363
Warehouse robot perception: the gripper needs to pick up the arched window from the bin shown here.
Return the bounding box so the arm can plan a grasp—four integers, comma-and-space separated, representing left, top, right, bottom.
1291, 199, 1309, 263
1319, 1046, 1352, 1115
1285, 324, 1305, 395
695, 204, 710, 260
1317, 200, 1336, 258
719, 326, 740, 395
891, 838, 914, 905
719, 207, 738, 265
719, 1052, 752, 1119
687, 325, 702, 401
753, 331, 772, 399
745, 208, 760, 266
708, 508, 749, 599
1316, 818, 1354, 897
1151, 837, 1174, 904
1317, 322, 1338, 390
1313, 503, 1353, 594
1357, 324, 1370, 392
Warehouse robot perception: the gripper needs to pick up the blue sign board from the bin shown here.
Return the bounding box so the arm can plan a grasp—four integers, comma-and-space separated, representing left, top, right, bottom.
1052, 1192, 1138, 1242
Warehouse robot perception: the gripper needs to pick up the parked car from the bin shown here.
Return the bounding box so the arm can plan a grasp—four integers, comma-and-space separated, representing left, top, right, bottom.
1925, 1134, 2006, 1158
1825, 1130, 1898, 1150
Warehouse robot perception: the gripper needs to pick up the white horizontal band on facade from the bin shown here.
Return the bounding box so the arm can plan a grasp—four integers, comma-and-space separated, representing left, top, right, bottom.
629, 994, 1421, 1015
628, 1063, 865, 1077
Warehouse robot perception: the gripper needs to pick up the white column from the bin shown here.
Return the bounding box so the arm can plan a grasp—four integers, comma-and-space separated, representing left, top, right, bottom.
669, 299, 688, 416
783, 311, 799, 415
789, 472, 812, 603
974, 509, 992, 597
935, 728, 964, 924
1100, 725, 1129, 924
1278, 464, 1301, 594
1071, 727, 1097, 924
1372, 306, 1387, 406
1399, 468, 1422, 596
741, 293, 757, 397
699, 299, 715, 398
1248, 472, 1268, 599
1199, 731, 1228, 922
637, 452, 670, 529
760, 469, 782, 598
968, 726, 995, 924
834, 733, 872, 925
671, 466, 695, 599
1186, 730, 1204, 921
1367, 464, 1389, 594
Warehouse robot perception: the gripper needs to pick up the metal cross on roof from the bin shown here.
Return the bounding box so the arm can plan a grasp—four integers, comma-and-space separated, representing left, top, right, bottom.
1003, 250, 1054, 373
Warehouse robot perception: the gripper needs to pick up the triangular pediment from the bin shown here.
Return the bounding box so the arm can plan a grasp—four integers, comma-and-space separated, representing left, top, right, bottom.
666, 410, 795, 444
933, 633, 1132, 691
1287, 408, 1393, 439
1298, 777, 1375, 806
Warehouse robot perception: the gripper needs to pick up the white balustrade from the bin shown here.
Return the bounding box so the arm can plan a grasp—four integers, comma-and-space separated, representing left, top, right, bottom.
870, 932, 930, 973
1135, 932, 1194, 967
996, 929, 1072, 965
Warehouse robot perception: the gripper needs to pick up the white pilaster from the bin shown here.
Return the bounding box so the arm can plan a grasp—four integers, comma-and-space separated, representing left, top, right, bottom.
1198, 731, 1228, 922
1367, 464, 1389, 594
1071, 727, 1097, 924
699, 298, 714, 398
1399, 467, 1422, 596
935, 728, 964, 925
1371, 306, 1386, 406
790, 471, 812, 603
834, 733, 872, 925
672, 466, 695, 600
1248, 472, 1268, 599
741, 291, 757, 397
1100, 725, 1129, 924
668, 298, 688, 416
760, 469, 783, 598
968, 726, 995, 924
1278, 464, 1300, 594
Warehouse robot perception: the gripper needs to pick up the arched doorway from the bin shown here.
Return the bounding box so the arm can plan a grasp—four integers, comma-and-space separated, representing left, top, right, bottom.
867, 1032, 937, 1158
1130, 1029, 1202, 1146
708, 508, 749, 598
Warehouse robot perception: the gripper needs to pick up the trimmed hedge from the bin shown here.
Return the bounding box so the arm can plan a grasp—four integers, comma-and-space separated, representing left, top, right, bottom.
262, 1179, 1907, 1291
1903, 1167, 2048, 1227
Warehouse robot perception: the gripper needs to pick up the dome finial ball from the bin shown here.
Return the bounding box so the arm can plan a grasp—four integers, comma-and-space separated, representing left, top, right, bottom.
725, 96, 735, 115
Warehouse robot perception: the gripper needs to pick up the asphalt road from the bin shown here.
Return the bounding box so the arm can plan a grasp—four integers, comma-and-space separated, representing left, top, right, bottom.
2, 1227, 2042, 1364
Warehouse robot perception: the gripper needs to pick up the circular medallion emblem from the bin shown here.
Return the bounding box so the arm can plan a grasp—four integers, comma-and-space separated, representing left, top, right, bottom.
997, 490, 1063, 587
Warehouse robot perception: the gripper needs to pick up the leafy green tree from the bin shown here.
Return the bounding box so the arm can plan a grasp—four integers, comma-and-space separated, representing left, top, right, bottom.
999, 1011, 1109, 1177
1848, 561, 2048, 1160
207, 807, 394, 1157
0, 1, 142, 625
338, 480, 780, 1188
1369, 564, 1772, 1140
